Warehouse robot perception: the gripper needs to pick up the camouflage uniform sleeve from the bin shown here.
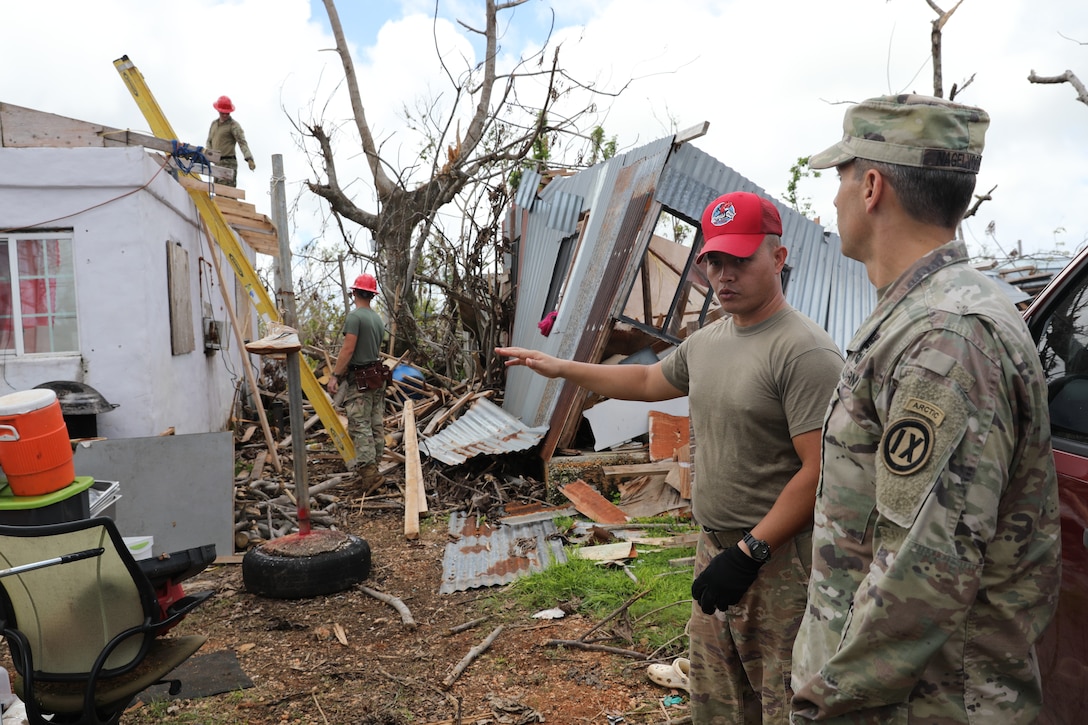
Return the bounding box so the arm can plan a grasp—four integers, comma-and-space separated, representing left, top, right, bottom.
794, 329, 1007, 720
232, 119, 254, 162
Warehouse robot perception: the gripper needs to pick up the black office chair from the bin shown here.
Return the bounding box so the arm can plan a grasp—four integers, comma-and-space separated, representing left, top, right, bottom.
0, 517, 213, 724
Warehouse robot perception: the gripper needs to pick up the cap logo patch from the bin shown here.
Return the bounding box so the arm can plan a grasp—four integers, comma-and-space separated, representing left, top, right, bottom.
710, 201, 736, 228
881, 418, 933, 475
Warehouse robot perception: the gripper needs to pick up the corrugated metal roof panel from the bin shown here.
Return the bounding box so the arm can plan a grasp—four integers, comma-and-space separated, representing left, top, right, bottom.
503, 137, 675, 426
514, 168, 543, 210
419, 397, 549, 465
544, 190, 584, 233
439, 512, 567, 594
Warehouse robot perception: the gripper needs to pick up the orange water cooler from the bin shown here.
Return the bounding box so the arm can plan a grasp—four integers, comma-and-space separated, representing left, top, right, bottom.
0, 389, 76, 497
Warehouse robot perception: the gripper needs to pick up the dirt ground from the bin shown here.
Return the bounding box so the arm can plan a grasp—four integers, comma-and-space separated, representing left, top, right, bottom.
111, 461, 693, 725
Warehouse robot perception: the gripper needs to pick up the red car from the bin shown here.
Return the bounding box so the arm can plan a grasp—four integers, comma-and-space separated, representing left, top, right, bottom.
1022, 245, 1088, 723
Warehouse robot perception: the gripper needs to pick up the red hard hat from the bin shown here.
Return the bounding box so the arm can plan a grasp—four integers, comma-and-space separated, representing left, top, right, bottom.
351, 273, 378, 293
213, 95, 235, 113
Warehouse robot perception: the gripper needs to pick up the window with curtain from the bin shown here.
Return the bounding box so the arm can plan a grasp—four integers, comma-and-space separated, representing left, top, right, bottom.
0, 233, 78, 355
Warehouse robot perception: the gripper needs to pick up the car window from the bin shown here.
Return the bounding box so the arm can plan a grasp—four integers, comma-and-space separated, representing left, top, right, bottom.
1037, 279, 1088, 442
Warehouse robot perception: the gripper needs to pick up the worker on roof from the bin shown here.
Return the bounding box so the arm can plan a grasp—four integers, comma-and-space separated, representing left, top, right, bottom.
207, 95, 254, 188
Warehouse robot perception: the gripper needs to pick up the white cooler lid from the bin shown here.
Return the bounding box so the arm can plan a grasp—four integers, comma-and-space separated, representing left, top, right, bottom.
0, 389, 57, 416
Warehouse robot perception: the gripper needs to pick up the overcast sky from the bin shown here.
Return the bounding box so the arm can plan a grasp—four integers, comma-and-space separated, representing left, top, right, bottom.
6, 0, 1087, 263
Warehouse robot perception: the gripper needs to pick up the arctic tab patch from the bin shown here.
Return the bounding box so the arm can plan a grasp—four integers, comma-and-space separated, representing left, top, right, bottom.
903, 397, 945, 427
881, 418, 933, 475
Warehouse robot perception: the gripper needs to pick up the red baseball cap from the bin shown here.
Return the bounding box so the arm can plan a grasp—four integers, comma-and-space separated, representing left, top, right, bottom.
696, 192, 782, 263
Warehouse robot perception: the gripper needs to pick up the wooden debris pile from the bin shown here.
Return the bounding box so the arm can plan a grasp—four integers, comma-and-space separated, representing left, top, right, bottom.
230, 350, 544, 552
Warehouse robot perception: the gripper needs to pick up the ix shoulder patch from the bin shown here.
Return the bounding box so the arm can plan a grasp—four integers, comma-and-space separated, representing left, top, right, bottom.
881, 417, 934, 475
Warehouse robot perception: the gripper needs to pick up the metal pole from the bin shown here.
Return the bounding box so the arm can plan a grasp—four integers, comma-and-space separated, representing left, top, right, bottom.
271, 154, 310, 534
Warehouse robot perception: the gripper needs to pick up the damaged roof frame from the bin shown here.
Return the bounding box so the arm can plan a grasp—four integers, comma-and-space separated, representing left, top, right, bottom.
496, 123, 875, 461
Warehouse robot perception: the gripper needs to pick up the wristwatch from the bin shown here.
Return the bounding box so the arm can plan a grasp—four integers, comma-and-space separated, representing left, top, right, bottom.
742, 531, 771, 563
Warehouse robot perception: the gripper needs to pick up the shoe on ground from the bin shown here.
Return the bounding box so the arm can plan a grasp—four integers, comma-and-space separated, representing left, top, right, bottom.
355, 463, 385, 493
646, 657, 690, 691
245, 324, 301, 355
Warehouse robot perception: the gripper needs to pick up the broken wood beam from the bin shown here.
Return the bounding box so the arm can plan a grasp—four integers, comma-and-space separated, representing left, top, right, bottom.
602, 462, 675, 478
277, 413, 321, 448
175, 173, 245, 199
403, 399, 422, 540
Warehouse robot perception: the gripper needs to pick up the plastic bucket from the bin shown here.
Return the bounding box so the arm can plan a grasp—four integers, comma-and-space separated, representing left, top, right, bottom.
0, 390, 75, 496
392, 364, 426, 400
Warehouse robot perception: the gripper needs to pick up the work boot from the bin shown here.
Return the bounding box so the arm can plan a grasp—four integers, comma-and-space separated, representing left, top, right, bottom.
356, 463, 384, 493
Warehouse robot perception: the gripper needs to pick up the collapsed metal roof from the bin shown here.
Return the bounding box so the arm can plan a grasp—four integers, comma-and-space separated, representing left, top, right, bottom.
498, 127, 875, 458
419, 397, 548, 465
439, 511, 567, 594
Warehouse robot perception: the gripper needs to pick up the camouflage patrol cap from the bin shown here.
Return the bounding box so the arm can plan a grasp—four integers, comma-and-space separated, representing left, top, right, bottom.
809, 94, 989, 173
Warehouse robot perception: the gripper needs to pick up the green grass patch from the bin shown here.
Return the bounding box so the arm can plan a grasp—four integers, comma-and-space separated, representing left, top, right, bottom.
500, 543, 695, 657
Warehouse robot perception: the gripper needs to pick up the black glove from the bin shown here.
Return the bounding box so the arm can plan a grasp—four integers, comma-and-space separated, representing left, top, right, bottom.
691, 545, 764, 614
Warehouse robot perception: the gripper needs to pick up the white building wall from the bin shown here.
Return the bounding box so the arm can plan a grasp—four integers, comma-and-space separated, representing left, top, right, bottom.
0, 146, 255, 439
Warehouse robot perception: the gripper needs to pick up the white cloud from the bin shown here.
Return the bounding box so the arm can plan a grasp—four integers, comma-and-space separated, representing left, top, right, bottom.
5, 0, 1087, 260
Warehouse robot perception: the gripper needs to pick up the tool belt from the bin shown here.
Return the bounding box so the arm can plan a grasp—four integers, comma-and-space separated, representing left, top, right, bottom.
351, 361, 391, 392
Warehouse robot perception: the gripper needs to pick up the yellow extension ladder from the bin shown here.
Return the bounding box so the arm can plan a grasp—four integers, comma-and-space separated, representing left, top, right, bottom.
113, 55, 355, 464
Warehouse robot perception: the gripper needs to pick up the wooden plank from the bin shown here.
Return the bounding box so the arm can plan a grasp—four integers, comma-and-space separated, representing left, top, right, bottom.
625, 532, 700, 548
997, 265, 1036, 277
403, 399, 422, 539
424, 387, 478, 434
215, 196, 269, 221
602, 462, 675, 478
213, 554, 245, 565
234, 227, 280, 258
560, 479, 629, 524
100, 127, 222, 162
571, 541, 637, 561
249, 449, 267, 481
676, 443, 691, 499
220, 212, 276, 235
166, 242, 195, 354
163, 154, 233, 182
2, 102, 112, 148
176, 174, 246, 200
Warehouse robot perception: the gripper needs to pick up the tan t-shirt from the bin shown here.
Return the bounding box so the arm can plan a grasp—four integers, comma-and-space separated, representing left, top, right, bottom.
660, 307, 842, 529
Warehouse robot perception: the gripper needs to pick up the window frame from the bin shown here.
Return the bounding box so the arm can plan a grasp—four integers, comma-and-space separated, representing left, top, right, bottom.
0, 231, 79, 357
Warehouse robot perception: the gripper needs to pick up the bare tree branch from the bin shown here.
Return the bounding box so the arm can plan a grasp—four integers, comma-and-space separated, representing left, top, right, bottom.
320, 0, 396, 197
963, 184, 997, 220
302, 0, 628, 359
1028, 69, 1088, 107
925, 0, 964, 98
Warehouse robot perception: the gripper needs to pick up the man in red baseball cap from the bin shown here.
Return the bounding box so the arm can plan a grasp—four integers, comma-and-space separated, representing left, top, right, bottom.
498, 191, 843, 723
698, 191, 784, 260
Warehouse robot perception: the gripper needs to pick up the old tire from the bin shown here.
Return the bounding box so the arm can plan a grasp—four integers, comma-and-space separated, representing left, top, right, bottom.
242, 533, 371, 599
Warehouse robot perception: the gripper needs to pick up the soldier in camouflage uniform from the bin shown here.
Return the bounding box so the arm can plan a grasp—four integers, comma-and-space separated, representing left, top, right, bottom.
790, 95, 1061, 724
327, 273, 388, 490
499, 191, 843, 724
